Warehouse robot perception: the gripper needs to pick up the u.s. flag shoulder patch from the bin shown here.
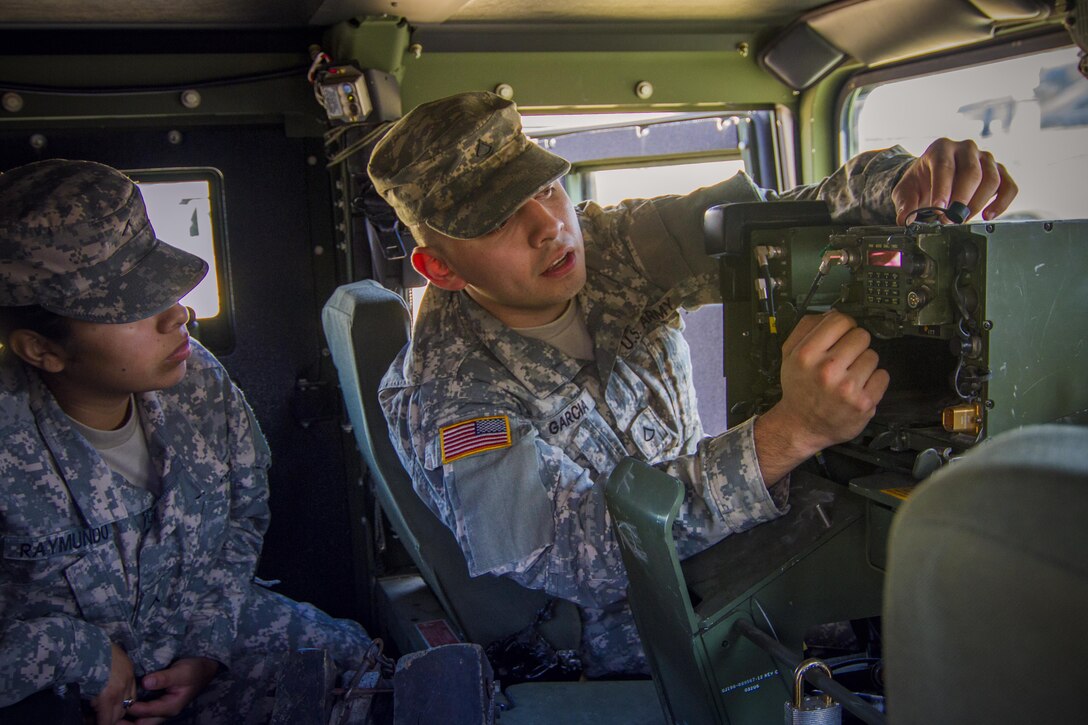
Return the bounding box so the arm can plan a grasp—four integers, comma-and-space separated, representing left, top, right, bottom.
439, 415, 512, 464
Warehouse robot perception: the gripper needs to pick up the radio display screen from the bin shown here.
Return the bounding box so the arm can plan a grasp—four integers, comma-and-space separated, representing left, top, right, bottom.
868, 250, 902, 267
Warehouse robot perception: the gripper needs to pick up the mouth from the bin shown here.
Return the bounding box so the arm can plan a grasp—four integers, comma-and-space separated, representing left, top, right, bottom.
167, 336, 192, 363
542, 250, 576, 277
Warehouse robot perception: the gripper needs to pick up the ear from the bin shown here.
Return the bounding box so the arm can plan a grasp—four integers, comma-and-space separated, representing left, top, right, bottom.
7, 329, 68, 373
411, 246, 467, 292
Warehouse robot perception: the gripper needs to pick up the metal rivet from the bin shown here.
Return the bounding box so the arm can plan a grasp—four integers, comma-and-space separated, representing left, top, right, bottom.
634, 80, 654, 100
982, 320, 993, 330
306, 155, 318, 166
1043, 221, 1053, 232
180, 89, 202, 109
2, 92, 24, 113
29, 133, 47, 150
985, 399, 995, 409
166, 130, 183, 145
494, 83, 515, 100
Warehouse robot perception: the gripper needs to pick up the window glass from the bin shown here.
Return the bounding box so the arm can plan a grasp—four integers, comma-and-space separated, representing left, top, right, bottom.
847, 46, 1088, 220
136, 179, 221, 318
589, 159, 746, 206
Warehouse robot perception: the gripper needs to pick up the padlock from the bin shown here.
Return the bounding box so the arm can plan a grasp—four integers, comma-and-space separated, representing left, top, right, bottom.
783, 658, 842, 724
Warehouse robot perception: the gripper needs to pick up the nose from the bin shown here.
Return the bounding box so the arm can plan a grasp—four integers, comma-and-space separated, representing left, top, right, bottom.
521, 198, 563, 249
156, 302, 190, 332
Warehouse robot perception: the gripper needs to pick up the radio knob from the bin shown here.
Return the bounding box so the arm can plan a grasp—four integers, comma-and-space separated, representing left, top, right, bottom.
903, 253, 932, 277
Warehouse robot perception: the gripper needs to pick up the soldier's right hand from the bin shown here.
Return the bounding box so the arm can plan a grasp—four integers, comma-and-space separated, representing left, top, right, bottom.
89, 641, 137, 725
754, 311, 888, 484
779, 310, 888, 450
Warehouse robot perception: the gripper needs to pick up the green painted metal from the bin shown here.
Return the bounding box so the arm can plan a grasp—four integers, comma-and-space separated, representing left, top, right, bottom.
0, 53, 321, 130
796, 63, 861, 183
324, 17, 413, 80
723, 219, 1088, 452
399, 50, 796, 111
973, 219, 1088, 435
606, 460, 886, 724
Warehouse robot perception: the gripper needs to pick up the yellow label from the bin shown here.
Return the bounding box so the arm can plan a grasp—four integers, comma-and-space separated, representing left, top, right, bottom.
881, 487, 914, 501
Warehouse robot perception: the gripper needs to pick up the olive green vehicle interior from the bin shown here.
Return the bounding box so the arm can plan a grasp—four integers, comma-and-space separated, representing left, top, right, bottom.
2, 1, 1086, 722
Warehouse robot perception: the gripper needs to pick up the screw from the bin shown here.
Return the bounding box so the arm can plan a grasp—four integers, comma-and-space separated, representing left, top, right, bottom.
736, 42, 750, 57
985, 399, 995, 409
29, 133, 47, 150
166, 129, 183, 145
634, 80, 654, 100
494, 83, 514, 100
2, 92, 24, 113
1043, 222, 1053, 232
985, 223, 995, 233
982, 320, 993, 330
180, 89, 202, 109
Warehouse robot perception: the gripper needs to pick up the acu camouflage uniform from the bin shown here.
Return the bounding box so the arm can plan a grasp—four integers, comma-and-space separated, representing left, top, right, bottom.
0, 159, 371, 722
378, 133, 913, 675
0, 341, 371, 723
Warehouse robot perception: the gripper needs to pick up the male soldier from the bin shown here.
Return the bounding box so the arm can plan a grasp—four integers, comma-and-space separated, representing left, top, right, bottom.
0, 159, 372, 724
367, 91, 1017, 676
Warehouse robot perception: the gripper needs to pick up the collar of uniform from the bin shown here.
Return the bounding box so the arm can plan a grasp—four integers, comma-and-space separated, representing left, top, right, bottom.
578, 242, 656, 387
457, 292, 588, 398
136, 345, 229, 494
24, 366, 155, 528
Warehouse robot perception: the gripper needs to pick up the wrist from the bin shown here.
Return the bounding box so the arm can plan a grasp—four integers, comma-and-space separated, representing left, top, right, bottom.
754, 404, 827, 483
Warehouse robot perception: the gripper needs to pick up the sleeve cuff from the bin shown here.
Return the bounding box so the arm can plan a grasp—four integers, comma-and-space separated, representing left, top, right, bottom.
701, 417, 789, 533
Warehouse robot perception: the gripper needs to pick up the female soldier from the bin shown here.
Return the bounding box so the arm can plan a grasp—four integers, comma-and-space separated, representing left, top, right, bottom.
0, 159, 370, 724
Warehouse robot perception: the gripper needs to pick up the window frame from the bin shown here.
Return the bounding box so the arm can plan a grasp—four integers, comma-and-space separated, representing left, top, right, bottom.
126, 166, 235, 353
527, 109, 786, 199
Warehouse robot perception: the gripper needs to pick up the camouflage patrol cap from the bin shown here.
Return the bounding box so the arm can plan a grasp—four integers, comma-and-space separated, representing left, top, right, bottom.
368, 91, 571, 240
0, 159, 208, 324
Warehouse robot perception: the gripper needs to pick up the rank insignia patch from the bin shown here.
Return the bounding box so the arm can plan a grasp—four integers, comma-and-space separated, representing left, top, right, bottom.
440, 415, 512, 464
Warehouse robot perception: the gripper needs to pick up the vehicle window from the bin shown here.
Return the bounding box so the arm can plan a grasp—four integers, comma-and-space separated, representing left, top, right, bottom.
844, 45, 1088, 220
136, 179, 221, 317
586, 159, 746, 206
130, 169, 234, 352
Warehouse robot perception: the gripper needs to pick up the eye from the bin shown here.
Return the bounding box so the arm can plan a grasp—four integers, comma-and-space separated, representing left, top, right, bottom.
535, 184, 555, 200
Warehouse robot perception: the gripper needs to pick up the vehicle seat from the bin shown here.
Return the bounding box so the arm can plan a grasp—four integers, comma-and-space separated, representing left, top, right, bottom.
884, 423, 1088, 724
605, 459, 883, 723
321, 280, 580, 651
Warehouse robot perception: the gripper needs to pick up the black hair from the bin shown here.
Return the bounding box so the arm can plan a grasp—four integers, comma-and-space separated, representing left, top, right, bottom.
0, 305, 72, 347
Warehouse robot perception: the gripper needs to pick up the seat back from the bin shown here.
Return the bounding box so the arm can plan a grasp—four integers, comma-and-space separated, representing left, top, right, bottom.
322, 280, 579, 649
606, 458, 882, 724
604, 459, 718, 724
885, 423, 1088, 725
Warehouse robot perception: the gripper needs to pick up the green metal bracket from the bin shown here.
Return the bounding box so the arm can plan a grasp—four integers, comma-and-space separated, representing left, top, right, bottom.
324, 16, 413, 81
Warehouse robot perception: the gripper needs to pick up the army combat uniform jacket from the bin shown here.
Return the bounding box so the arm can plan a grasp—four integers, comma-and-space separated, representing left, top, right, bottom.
380, 148, 912, 676
0, 342, 369, 721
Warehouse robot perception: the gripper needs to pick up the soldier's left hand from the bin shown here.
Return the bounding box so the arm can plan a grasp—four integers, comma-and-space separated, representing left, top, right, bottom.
892, 138, 1018, 225
124, 656, 220, 725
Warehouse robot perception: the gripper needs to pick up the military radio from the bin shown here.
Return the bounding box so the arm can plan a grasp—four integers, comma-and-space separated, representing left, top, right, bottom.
705, 202, 1088, 482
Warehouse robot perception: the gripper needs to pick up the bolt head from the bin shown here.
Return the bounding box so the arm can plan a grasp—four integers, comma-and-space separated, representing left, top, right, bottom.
2, 92, 24, 113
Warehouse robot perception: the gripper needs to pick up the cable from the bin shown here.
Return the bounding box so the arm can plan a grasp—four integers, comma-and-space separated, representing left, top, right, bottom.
325, 122, 392, 168
906, 201, 971, 224
0, 65, 309, 97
